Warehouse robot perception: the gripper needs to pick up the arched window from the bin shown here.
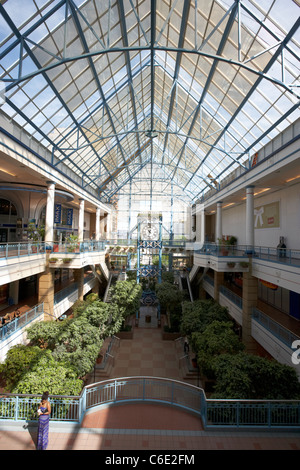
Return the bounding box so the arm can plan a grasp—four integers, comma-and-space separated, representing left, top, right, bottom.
0, 198, 17, 216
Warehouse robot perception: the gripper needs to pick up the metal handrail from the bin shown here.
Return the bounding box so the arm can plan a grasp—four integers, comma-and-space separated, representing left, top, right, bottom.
196, 243, 300, 267
252, 308, 300, 347
1, 376, 299, 429
0, 303, 44, 342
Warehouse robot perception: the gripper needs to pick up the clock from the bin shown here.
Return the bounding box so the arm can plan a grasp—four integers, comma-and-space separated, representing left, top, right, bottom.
141, 224, 158, 240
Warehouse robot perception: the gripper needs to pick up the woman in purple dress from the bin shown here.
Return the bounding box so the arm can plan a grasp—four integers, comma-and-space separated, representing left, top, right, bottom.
37, 392, 51, 450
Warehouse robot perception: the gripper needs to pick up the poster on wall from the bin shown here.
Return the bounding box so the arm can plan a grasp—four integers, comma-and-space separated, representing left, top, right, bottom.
254, 201, 280, 229
54, 204, 61, 224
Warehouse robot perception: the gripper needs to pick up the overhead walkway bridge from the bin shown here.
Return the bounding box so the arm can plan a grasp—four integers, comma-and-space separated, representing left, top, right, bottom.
1, 377, 299, 431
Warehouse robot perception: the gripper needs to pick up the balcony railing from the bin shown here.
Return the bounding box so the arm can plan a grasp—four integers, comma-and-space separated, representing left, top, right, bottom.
0, 377, 299, 429
51, 240, 106, 254
54, 274, 95, 306
0, 240, 106, 260
0, 303, 44, 342
195, 243, 300, 267
252, 308, 300, 348
219, 285, 243, 309
0, 242, 46, 258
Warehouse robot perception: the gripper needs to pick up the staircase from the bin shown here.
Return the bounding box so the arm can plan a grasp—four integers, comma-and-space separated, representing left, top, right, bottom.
175, 337, 200, 383
87, 335, 120, 382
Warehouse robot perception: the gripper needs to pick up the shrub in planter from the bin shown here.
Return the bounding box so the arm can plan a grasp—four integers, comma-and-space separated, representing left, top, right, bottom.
227, 262, 235, 268
239, 261, 249, 268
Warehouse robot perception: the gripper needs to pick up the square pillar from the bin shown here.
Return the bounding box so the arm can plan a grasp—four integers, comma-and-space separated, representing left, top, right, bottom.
38, 268, 55, 321
242, 271, 258, 353
74, 268, 84, 301
214, 271, 224, 302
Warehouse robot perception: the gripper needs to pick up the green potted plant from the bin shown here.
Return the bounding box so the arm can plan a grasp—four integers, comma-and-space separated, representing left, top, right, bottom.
27, 222, 40, 252
65, 234, 79, 252
239, 261, 249, 268
62, 257, 71, 264
37, 224, 45, 241
218, 236, 229, 256
227, 262, 236, 268
49, 257, 58, 264
228, 236, 237, 245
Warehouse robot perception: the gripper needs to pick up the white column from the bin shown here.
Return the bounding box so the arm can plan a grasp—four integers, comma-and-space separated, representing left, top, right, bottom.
196, 203, 205, 245
216, 201, 223, 242
45, 181, 55, 244
106, 213, 111, 239
100, 214, 105, 239
95, 207, 101, 241
78, 198, 85, 241
246, 186, 254, 252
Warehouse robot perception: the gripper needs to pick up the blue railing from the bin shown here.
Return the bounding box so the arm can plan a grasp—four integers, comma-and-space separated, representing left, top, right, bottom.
219, 285, 243, 309
252, 246, 300, 267
196, 243, 300, 267
54, 274, 95, 306
54, 283, 78, 305
0, 303, 44, 342
51, 240, 106, 254
252, 308, 300, 349
195, 243, 249, 258
0, 240, 106, 260
203, 274, 214, 286
1, 377, 299, 429
205, 399, 300, 428
0, 242, 46, 258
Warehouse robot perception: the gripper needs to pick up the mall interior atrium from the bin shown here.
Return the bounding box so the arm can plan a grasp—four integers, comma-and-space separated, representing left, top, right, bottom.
0, 0, 299, 449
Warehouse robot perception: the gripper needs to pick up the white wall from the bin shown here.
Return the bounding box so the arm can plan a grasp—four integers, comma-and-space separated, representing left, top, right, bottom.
221, 182, 300, 250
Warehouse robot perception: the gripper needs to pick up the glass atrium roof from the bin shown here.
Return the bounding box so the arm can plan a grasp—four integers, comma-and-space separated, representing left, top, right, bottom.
0, 0, 299, 204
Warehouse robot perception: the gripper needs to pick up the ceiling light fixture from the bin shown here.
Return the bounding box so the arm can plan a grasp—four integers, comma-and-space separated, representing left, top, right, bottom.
0, 168, 17, 177
286, 175, 300, 183
145, 130, 158, 138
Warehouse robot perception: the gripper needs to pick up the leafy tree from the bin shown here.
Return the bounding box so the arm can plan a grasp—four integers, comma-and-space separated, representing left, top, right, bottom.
190, 321, 244, 377
211, 352, 300, 399
12, 349, 82, 396
180, 299, 230, 336
155, 281, 183, 314
26, 320, 63, 350
51, 316, 103, 377
110, 280, 142, 321
0, 345, 45, 391
161, 271, 175, 284
81, 300, 122, 336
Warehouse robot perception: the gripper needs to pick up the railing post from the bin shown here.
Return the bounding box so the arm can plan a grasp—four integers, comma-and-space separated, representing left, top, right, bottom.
268, 402, 271, 428
236, 402, 240, 427
79, 388, 87, 423
15, 396, 19, 421
201, 391, 207, 427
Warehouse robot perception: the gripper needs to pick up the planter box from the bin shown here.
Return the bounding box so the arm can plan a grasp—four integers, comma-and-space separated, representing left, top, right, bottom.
162, 331, 181, 341
115, 330, 133, 340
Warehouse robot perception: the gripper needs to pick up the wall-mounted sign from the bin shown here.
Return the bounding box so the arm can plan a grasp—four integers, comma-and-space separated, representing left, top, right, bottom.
254, 201, 279, 229
260, 279, 278, 290
67, 208, 73, 226
54, 204, 61, 223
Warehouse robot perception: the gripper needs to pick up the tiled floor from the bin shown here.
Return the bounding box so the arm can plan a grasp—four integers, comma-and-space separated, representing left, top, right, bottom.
0, 307, 299, 451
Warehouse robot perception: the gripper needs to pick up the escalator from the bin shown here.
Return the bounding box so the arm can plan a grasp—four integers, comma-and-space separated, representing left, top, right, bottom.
178, 271, 194, 302
103, 272, 119, 303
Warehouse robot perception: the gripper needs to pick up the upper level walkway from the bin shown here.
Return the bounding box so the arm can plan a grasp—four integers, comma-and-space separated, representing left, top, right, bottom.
0, 308, 299, 451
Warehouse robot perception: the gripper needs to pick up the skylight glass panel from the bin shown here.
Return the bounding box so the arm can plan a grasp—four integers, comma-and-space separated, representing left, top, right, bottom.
0, 0, 298, 203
